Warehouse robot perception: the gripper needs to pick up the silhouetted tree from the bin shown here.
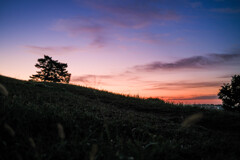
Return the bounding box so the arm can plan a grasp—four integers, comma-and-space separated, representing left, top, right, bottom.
218, 75, 240, 111
30, 55, 71, 83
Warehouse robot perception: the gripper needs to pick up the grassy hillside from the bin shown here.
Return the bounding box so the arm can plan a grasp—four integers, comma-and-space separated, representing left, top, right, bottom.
0, 75, 240, 160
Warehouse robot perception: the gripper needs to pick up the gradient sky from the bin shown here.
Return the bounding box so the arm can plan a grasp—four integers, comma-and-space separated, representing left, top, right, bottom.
1, 0, 240, 104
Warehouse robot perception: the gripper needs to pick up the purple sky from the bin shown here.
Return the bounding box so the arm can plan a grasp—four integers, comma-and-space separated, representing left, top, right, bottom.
0, 0, 240, 104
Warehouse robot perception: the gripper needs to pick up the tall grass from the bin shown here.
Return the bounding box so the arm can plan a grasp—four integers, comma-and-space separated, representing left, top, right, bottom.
0, 75, 240, 160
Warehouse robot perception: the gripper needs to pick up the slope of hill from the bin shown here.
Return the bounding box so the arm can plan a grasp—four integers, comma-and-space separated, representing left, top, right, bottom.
0, 75, 240, 160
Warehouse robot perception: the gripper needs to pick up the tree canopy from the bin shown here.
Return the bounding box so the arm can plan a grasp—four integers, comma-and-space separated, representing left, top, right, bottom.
218, 75, 240, 111
30, 55, 71, 83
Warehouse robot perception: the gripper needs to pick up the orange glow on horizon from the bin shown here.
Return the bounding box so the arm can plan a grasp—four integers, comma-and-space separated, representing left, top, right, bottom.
71, 80, 222, 105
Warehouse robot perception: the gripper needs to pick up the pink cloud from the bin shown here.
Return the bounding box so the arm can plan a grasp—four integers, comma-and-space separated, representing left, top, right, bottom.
71, 72, 140, 87
52, 0, 181, 47
53, 17, 173, 47
71, 74, 115, 82
71, 74, 115, 86
53, 17, 110, 47
144, 81, 225, 91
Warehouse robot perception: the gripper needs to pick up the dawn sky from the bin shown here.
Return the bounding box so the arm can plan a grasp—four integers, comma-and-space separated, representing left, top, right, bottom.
1, 0, 240, 104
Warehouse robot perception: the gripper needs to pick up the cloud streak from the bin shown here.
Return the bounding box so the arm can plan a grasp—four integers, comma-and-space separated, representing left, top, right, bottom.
134, 53, 240, 71
53, 17, 107, 47
145, 81, 225, 91
71, 74, 117, 86
24, 45, 79, 55
53, 0, 181, 47
54, 18, 104, 35
71, 74, 115, 82
85, 0, 179, 28
116, 33, 171, 45
170, 95, 218, 100
71, 72, 141, 87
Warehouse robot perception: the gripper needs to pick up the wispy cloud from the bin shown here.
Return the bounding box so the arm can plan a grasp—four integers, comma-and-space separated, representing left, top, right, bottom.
210, 8, 240, 14
24, 45, 79, 55
53, 0, 181, 47
134, 53, 240, 71
170, 95, 218, 100
90, 36, 106, 48
116, 33, 171, 44
145, 81, 224, 91
82, 0, 180, 28
71, 74, 115, 82
54, 17, 170, 47
71, 72, 140, 87
54, 17, 104, 35
189, 2, 202, 8
53, 17, 108, 47
217, 74, 236, 79
71, 74, 116, 86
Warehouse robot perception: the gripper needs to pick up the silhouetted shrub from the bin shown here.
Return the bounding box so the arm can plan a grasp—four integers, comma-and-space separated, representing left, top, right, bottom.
30, 55, 71, 83
218, 75, 240, 111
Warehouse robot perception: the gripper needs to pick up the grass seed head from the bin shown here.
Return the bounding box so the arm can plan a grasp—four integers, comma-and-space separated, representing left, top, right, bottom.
181, 112, 203, 128
57, 123, 65, 139
4, 123, 15, 137
29, 137, 36, 148
89, 144, 98, 160
0, 83, 8, 96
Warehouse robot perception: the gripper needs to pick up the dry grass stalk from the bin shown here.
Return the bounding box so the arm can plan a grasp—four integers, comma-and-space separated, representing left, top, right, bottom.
29, 137, 36, 148
89, 144, 98, 160
4, 123, 15, 136
181, 112, 203, 128
57, 123, 65, 139
0, 83, 8, 96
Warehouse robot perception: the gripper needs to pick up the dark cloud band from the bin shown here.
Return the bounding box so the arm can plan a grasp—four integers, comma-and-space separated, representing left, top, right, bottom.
134, 53, 240, 71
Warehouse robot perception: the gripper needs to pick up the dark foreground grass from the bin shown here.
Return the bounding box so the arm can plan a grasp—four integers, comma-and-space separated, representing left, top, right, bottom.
0, 75, 240, 160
